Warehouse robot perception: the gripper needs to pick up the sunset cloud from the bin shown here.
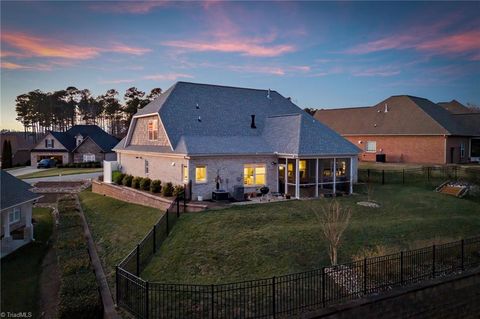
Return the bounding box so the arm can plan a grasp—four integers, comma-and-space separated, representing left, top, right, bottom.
1, 31, 151, 60
99, 79, 136, 84
89, 1, 170, 14
143, 73, 194, 81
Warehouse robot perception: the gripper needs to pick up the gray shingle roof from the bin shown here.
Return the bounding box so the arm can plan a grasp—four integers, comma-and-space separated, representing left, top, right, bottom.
1, 171, 42, 210
122, 82, 359, 156
48, 125, 119, 152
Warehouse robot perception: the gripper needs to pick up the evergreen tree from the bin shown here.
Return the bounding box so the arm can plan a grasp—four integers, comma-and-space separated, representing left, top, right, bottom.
2, 140, 13, 168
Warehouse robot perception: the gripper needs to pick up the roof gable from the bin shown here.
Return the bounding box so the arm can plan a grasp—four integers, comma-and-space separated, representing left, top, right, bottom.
1, 171, 41, 210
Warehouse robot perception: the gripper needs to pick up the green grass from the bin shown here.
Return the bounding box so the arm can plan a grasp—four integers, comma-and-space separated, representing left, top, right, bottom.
78, 190, 163, 289
1, 207, 53, 316
141, 184, 480, 284
18, 167, 102, 179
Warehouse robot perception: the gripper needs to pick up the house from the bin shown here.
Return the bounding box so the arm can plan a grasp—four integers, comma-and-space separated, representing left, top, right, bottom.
0, 131, 44, 166
114, 82, 360, 200
30, 125, 119, 166
1, 170, 42, 257
314, 96, 480, 164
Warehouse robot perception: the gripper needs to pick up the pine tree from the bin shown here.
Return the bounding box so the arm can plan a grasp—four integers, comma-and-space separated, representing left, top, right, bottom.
2, 140, 13, 168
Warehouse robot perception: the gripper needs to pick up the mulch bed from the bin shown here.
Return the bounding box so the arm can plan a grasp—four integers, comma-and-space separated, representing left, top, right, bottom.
34, 182, 85, 188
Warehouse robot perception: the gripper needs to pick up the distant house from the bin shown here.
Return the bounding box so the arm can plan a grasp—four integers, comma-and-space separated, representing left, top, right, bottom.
314, 96, 480, 164
30, 125, 119, 166
114, 82, 360, 200
0, 132, 44, 166
1, 170, 42, 257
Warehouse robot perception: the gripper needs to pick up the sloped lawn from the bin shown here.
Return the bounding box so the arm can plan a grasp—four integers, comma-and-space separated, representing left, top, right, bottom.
141, 184, 480, 284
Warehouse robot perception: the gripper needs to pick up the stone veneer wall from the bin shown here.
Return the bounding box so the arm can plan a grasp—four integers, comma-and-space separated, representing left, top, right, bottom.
129, 116, 170, 146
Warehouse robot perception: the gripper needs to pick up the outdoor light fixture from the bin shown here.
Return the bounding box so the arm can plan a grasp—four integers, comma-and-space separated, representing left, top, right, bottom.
171, 162, 175, 166
358, 140, 362, 144
271, 161, 277, 166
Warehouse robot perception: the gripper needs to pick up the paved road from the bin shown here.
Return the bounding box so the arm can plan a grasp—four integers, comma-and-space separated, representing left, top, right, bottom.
7, 166, 53, 177
23, 172, 103, 185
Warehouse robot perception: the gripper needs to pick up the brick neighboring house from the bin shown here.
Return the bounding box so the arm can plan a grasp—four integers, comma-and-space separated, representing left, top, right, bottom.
114, 81, 360, 200
30, 125, 119, 166
0, 132, 44, 166
314, 96, 480, 164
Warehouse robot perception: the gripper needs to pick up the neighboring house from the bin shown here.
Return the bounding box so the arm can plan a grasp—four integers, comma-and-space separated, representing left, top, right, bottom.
1, 170, 42, 257
314, 96, 480, 164
30, 125, 119, 166
114, 81, 360, 200
0, 132, 44, 166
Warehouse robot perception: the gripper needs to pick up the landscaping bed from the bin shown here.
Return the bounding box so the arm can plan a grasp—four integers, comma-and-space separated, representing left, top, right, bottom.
1, 207, 53, 316
140, 184, 480, 284
18, 167, 102, 179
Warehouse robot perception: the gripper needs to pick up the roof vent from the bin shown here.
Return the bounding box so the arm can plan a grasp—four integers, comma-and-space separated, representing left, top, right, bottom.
250, 114, 256, 129
267, 89, 272, 100
196, 102, 199, 109
198, 116, 202, 122
384, 103, 388, 113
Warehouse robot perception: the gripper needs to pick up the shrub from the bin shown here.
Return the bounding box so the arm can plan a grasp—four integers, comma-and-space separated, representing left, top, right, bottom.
112, 171, 125, 184
132, 176, 142, 189
173, 185, 185, 198
122, 174, 133, 187
162, 182, 174, 197
57, 164, 64, 168
150, 180, 162, 193
94, 162, 101, 168
140, 177, 151, 191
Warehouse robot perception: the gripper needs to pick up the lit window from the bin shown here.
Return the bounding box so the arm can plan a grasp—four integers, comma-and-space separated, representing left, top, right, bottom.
9, 207, 21, 224
183, 165, 189, 182
460, 143, 465, 158
83, 153, 95, 162
148, 119, 159, 141
244, 164, 266, 186
195, 165, 207, 183
299, 160, 307, 177
366, 141, 376, 152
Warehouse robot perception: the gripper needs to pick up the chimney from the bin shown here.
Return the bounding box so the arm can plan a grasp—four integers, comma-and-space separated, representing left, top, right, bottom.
250, 114, 256, 129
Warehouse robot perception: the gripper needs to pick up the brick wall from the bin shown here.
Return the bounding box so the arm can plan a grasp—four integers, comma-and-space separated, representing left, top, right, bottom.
129, 115, 170, 146
92, 180, 172, 210
308, 267, 480, 319
345, 135, 446, 164
446, 136, 471, 164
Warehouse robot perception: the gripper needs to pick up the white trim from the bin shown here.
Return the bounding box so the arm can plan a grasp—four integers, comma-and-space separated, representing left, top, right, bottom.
9, 207, 21, 224
333, 157, 336, 194
349, 157, 353, 194
285, 158, 288, 195
1, 197, 43, 212
295, 158, 300, 199
115, 150, 187, 158
315, 158, 319, 197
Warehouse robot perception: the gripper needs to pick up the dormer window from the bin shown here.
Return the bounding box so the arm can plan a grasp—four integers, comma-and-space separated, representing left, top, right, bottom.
45, 139, 54, 148
76, 135, 83, 146
148, 119, 158, 141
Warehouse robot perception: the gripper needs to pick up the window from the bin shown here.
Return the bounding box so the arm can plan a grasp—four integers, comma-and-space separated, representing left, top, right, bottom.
145, 159, 149, 174
83, 153, 95, 162
460, 143, 465, 158
183, 165, 189, 182
299, 160, 307, 177
45, 139, 54, 148
365, 141, 376, 152
195, 165, 207, 183
9, 207, 21, 224
244, 164, 266, 186
148, 119, 158, 141
76, 137, 83, 146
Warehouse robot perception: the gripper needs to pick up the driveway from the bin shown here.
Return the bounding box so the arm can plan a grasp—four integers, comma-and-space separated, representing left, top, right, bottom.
23, 172, 103, 185
7, 167, 53, 177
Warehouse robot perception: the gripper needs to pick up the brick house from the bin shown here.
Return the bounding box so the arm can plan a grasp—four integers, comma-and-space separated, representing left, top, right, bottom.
314, 96, 480, 164
31, 125, 119, 165
114, 81, 360, 200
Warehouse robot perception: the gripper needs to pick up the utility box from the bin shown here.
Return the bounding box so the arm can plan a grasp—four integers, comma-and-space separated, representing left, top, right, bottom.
376, 154, 386, 163
232, 185, 245, 201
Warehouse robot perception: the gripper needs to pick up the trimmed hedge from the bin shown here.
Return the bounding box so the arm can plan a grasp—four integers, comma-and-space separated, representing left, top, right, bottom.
132, 176, 142, 189
112, 171, 125, 184
56, 195, 102, 319
173, 185, 185, 198
122, 174, 133, 187
162, 182, 174, 197
150, 180, 162, 193
140, 177, 151, 191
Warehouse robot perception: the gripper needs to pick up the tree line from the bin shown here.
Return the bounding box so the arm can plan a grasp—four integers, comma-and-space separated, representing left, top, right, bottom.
15, 86, 163, 138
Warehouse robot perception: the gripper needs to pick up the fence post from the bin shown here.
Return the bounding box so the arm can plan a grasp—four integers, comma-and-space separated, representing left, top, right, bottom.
211, 284, 215, 319
136, 244, 140, 276
432, 244, 436, 278
145, 281, 149, 319
183, 184, 187, 208
382, 170, 385, 185
166, 209, 169, 235
363, 258, 367, 295
115, 266, 119, 305
461, 239, 465, 271
322, 267, 326, 307
176, 197, 180, 217
272, 276, 276, 318
400, 251, 404, 285
367, 169, 370, 182
455, 166, 458, 180
402, 169, 405, 184
153, 225, 156, 253
427, 167, 430, 182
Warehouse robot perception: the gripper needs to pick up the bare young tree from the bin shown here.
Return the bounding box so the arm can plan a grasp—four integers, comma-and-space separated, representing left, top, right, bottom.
315, 200, 351, 265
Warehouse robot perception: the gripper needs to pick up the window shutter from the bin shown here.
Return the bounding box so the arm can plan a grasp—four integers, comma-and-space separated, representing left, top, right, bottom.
52, 139, 54, 148
45, 139, 48, 147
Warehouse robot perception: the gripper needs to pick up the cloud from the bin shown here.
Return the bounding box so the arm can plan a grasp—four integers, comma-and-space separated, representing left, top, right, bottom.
227, 64, 311, 76
162, 38, 295, 57
1, 61, 28, 69
352, 66, 401, 77
99, 79, 136, 84
1, 31, 151, 60
88, 1, 170, 14
0, 61, 55, 71
143, 73, 194, 81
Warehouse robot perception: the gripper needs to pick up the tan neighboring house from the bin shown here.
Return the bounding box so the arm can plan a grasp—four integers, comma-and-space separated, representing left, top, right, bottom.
114, 82, 360, 200
1, 170, 42, 257
314, 96, 480, 164
30, 125, 119, 166
0, 132, 44, 166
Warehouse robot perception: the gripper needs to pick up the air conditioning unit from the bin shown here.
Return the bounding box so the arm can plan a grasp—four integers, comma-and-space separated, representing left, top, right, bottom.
233, 185, 245, 201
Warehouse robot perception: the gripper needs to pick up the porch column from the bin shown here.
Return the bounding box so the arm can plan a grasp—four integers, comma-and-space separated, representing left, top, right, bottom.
315, 158, 319, 197
332, 158, 336, 195
349, 157, 354, 195
285, 158, 288, 195
24, 206, 34, 241
295, 158, 300, 199
3, 214, 11, 241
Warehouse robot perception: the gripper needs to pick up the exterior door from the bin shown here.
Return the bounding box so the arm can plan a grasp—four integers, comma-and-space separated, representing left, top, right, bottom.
278, 164, 285, 194
450, 147, 455, 164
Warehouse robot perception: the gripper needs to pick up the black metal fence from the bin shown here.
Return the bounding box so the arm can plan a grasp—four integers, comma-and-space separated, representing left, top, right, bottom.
359, 166, 480, 186
116, 207, 480, 319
